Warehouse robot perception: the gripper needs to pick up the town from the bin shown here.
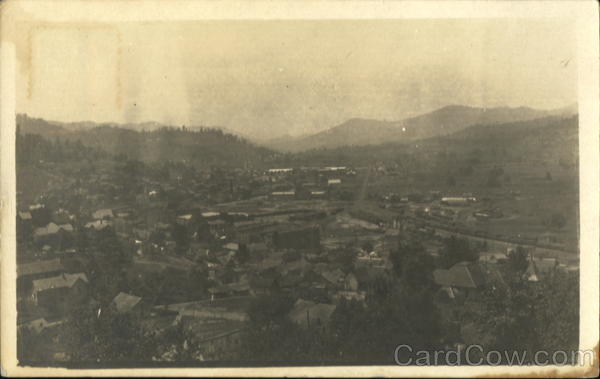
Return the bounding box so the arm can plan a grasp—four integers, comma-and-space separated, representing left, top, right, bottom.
16, 123, 580, 364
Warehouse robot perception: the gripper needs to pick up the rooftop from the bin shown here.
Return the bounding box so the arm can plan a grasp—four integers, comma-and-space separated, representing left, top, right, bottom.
112, 292, 143, 313
433, 261, 486, 289
18, 258, 64, 277
32, 273, 88, 293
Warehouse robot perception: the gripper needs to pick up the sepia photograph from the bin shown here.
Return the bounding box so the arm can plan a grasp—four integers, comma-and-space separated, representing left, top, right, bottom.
1, 0, 598, 377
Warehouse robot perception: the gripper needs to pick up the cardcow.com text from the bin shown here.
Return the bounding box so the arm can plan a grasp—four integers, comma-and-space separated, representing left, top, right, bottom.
394, 345, 595, 366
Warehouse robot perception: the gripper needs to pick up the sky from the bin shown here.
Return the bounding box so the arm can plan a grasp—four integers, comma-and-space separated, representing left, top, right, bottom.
15, 18, 577, 139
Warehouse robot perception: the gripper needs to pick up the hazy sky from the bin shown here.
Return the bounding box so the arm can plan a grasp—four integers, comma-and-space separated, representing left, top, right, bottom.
16, 19, 577, 138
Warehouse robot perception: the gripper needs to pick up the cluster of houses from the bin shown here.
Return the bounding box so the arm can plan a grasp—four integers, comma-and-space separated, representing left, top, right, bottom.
17, 180, 391, 361
16, 158, 577, 362
267, 166, 355, 201
431, 247, 577, 345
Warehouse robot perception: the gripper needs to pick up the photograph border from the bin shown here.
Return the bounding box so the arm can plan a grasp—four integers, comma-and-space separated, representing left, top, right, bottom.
1, 1, 598, 377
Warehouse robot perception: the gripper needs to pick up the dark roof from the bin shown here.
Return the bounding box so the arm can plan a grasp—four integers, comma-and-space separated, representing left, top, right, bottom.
18, 258, 64, 277
288, 299, 336, 328
179, 318, 246, 342
32, 273, 88, 292
321, 268, 345, 285
433, 262, 486, 289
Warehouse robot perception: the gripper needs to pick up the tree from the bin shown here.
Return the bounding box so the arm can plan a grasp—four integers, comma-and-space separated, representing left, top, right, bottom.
87, 227, 131, 304
66, 306, 157, 362
438, 236, 479, 269
477, 270, 579, 363
327, 287, 443, 364
247, 293, 295, 330
507, 246, 529, 277
390, 237, 436, 290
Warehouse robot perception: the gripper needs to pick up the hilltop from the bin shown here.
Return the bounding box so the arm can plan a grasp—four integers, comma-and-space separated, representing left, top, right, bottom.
287, 115, 579, 169
265, 104, 577, 152
16, 114, 279, 168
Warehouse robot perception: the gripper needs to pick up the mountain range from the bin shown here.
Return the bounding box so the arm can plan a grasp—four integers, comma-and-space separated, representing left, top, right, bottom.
16, 103, 577, 167
16, 114, 276, 167
262, 104, 577, 152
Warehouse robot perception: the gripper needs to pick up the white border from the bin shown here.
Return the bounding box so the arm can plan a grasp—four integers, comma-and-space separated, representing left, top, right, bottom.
1, 1, 598, 377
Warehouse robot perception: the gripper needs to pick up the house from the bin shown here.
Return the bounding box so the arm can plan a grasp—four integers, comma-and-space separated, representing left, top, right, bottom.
17, 258, 65, 296
270, 191, 296, 199
111, 292, 145, 315
18, 211, 33, 221
92, 208, 114, 220
441, 197, 472, 206
267, 168, 293, 175
524, 255, 560, 282
356, 250, 384, 267
433, 263, 487, 319
433, 262, 486, 296
33, 223, 73, 238
288, 299, 336, 329
321, 268, 346, 288
52, 209, 72, 224
177, 214, 193, 225
33, 223, 74, 249
480, 252, 508, 263
222, 242, 239, 253
29, 203, 44, 211
31, 273, 88, 311
323, 166, 347, 172
85, 219, 112, 231
18, 258, 64, 280
201, 211, 221, 220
